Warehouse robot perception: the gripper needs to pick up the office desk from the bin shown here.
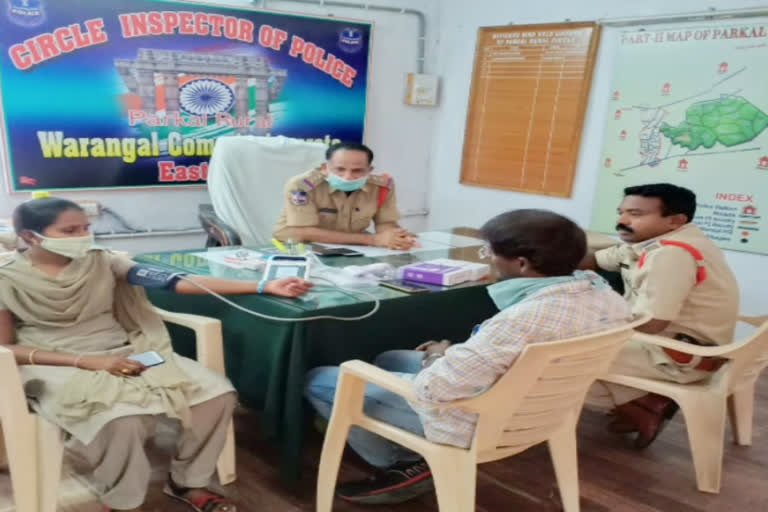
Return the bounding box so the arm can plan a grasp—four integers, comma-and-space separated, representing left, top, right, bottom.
136, 243, 496, 482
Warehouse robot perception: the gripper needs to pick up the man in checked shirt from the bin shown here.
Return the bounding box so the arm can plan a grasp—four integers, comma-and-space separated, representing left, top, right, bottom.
304, 209, 633, 505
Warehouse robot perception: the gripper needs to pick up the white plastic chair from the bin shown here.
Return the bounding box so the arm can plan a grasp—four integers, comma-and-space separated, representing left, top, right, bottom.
206, 135, 328, 246
602, 314, 768, 494
0, 308, 236, 512
316, 315, 650, 512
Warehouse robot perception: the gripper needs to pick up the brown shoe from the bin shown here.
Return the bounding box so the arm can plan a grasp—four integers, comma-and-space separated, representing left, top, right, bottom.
634, 394, 678, 418
612, 402, 667, 449
607, 416, 638, 434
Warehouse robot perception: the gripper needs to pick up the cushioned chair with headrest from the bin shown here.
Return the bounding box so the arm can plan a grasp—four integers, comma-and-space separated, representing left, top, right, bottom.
202, 135, 328, 247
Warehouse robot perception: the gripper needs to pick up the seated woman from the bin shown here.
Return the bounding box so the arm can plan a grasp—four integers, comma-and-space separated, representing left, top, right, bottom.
0, 198, 313, 512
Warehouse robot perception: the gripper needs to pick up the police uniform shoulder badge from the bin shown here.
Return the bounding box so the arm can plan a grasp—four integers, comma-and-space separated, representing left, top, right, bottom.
290, 189, 309, 206
301, 167, 326, 190
367, 173, 394, 189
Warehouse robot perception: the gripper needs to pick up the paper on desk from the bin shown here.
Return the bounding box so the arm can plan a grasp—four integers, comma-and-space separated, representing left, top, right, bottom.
318, 230, 484, 257
192, 248, 265, 269
417, 231, 484, 248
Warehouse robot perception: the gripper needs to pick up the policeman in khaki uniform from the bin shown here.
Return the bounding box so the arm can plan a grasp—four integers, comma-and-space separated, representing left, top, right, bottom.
583, 183, 739, 449
273, 142, 417, 250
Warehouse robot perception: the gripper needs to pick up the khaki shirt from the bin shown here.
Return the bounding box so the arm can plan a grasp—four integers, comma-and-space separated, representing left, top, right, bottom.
595, 224, 739, 345
273, 167, 400, 240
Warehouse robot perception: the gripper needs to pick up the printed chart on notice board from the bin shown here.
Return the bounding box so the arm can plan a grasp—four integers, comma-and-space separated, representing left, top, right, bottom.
591, 19, 768, 255
460, 22, 600, 197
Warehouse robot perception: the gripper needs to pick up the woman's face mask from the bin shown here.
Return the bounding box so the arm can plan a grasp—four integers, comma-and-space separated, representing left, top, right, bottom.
33, 232, 94, 259
26, 207, 94, 259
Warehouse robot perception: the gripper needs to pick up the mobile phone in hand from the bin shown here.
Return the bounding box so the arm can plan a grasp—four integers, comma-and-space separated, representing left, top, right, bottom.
128, 350, 166, 367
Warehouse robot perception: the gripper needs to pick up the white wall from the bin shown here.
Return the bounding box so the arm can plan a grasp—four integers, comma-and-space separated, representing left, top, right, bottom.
427, 0, 767, 313
0, 0, 437, 252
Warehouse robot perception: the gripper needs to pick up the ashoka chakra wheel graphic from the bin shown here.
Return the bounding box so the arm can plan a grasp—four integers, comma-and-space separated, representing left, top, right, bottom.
179, 78, 235, 116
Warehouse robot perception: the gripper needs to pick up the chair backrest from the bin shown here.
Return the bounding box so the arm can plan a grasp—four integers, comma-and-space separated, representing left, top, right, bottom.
207, 135, 328, 246
463, 315, 649, 463
723, 316, 768, 392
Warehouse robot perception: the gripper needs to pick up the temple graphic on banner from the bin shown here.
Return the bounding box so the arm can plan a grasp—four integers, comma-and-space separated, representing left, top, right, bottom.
115, 49, 287, 133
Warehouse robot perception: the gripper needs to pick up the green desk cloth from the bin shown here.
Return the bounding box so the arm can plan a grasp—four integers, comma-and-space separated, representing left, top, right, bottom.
137, 247, 623, 483
136, 247, 497, 482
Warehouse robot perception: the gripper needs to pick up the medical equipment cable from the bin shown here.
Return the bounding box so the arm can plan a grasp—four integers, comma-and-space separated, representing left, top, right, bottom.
176, 274, 381, 322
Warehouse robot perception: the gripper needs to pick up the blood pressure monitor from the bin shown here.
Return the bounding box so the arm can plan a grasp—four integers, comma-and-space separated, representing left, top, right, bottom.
263, 255, 310, 281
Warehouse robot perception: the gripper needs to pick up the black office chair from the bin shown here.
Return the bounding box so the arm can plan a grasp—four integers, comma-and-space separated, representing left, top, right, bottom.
198, 204, 242, 247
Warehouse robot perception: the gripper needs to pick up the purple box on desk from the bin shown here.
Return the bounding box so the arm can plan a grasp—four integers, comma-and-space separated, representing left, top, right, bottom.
401, 263, 464, 285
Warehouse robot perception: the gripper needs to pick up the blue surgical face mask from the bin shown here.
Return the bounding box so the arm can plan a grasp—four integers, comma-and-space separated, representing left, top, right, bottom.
326, 173, 367, 192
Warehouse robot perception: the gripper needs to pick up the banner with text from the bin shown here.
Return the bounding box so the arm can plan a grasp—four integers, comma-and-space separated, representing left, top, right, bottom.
591, 19, 768, 255
0, 0, 371, 190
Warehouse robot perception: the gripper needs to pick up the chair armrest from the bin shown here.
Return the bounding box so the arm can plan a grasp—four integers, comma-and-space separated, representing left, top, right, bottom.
631, 331, 740, 358
0, 347, 21, 469
156, 308, 219, 331
198, 204, 241, 247
0, 346, 30, 420
155, 308, 226, 375
341, 360, 418, 400
340, 360, 478, 410
739, 315, 768, 328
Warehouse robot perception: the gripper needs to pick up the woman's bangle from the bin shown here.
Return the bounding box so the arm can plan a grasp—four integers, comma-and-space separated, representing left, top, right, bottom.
257, 280, 267, 294
28, 349, 39, 365
73, 354, 85, 368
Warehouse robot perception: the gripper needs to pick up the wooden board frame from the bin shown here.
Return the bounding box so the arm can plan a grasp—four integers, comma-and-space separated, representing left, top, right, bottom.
460, 22, 601, 197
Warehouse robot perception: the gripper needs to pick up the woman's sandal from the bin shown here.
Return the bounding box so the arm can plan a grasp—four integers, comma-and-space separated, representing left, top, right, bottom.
163, 475, 238, 512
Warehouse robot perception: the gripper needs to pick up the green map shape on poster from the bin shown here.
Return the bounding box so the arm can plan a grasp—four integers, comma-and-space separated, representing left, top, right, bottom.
659, 96, 768, 150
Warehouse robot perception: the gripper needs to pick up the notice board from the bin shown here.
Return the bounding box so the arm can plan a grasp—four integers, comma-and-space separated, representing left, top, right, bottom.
591, 19, 768, 255
460, 22, 600, 197
0, 0, 371, 191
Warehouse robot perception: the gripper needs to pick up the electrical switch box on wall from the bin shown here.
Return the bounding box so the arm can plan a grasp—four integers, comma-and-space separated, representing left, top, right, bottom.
404, 73, 439, 106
